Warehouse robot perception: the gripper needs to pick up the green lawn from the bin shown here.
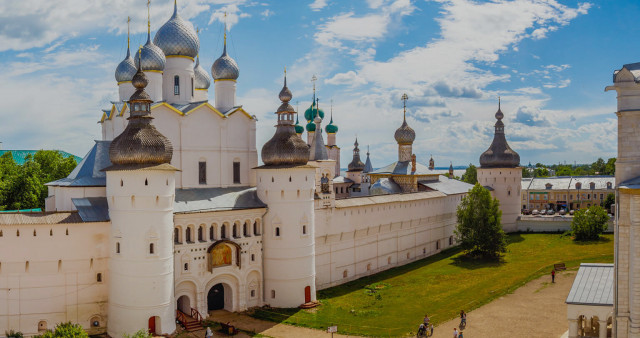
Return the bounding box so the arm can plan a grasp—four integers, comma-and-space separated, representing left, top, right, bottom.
251, 233, 613, 337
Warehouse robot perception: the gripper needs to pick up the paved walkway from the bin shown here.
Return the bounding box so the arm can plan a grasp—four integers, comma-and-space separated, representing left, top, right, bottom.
171, 271, 577, 338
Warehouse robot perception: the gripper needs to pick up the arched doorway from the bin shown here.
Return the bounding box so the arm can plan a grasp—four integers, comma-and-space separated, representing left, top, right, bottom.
177, 295, 191, 314
148, 316, 160, 335
208, 283, 225, 310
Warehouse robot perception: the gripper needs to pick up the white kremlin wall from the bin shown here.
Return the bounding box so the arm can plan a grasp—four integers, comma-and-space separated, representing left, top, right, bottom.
477, 167, 522, 233
0, 221, 110, 336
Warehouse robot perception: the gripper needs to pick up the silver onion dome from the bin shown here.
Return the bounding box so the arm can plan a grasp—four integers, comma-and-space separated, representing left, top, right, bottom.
194, 56, 210, 89
135, 33, 166, 72
261, 73, 309, 166
479, 104, 520, 168
394, 118, 416, 144
211, 41, 240, 81
153, 2, 199, 58
115, 46, 137, 83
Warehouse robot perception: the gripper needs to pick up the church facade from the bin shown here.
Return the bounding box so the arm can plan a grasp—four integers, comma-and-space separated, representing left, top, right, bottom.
0, 3, 522, 336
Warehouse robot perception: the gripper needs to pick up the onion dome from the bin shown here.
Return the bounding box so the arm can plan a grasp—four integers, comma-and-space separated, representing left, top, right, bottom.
304, 99, 325, 122
347, 138, 365, 171
394, 118, 415, 144
153, 1, 199, 58
193, 56, 210, 90
211, 33, 239, 81
325, 108, 338, 134
109, 56, 173, 166
135, 31, 166, 72
261, 73, 309, 166
479, 101, 520, 168
115, 43, 137, 83
306, 120, 316, 132
294, 113, 304, 134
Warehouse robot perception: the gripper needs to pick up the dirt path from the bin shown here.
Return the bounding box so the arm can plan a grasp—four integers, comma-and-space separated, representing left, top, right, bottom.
431, 270, 575, 338
173, 271, 575, 338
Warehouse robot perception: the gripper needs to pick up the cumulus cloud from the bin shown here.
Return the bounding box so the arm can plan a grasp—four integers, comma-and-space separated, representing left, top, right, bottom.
325, 71, 367, 86
309, 0, 329, 11
514, 106, 552, 127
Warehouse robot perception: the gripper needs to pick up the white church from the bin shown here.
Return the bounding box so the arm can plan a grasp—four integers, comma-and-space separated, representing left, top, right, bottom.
0, 3, 524, 337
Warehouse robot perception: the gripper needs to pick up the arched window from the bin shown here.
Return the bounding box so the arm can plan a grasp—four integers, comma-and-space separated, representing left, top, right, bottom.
186, 227, 192, 243
221, 224, 227, 239
97, 273, 102, 282
590, 182, 596, 190
174, 228, 180, 244
253, 220, 259, 235
174, 75, 180, 95
184, 263, 189, 271
575, 182, 582, 189
243, 222, 249, 237
233, 224, 238, 238
343, 270, 348, 278
209, 225, 215, 241
198, 226, 204, 242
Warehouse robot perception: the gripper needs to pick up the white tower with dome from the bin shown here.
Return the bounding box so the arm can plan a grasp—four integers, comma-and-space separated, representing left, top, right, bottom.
256, 73, 318, 308
211, 19, 240, 113
105, 59, 178, 337
134, 2, 166, 103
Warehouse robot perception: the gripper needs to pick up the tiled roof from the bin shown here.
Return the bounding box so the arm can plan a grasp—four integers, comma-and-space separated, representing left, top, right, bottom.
0, 212, 84, 224
566, 263, 614, 306
419, 176, 473, 195
174, 187, 266, 213
370, 161, 447, 176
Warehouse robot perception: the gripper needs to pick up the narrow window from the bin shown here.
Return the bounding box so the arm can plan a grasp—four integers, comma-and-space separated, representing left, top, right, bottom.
50, 229, 53, 236
186, 227, 192, 242
343, 270, 348, 278
233, 162, 241, 184
275, 227, 280, 237
436, 240, 440, 250
302, 225, 307, 235
116, 242, 120, 254
251, 290, 256, 298
251, 254, 255, 261
174, 228, 180, 244
271, 290, 276, 298
221, 225, 227, 239
449, 236, 453, 245
174, 75, 180, 95
97, 273, 102, 282
25, 261, 29, 272
209, 226, 214, 241
191, 77, 194, 97
233, 224, 238, 238
144, 178, 148, 186
198, 226, 203, 241
184, 263, 189, 271
199, 161, 207, 185
149, 243, 154, 254
243, 223, 249, 237
33, 229, 36, 236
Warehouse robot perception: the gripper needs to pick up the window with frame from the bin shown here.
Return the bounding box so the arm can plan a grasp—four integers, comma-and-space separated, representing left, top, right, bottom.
233, 162, 241, 184
174, 75, 180, 95
191, 77, 194, 97
199, 162, 206, 185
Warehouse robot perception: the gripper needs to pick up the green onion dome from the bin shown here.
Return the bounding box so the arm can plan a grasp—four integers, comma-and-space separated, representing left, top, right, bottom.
325, 118, 338, 134
304, 101, 325, 122
295, 115, 304, 134
306, 120, 316, 132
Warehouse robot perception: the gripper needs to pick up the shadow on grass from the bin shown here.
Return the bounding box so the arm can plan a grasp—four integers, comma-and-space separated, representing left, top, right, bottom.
572, 236, 611, 245
450, 254, 505, 270
506, 233, 525, 244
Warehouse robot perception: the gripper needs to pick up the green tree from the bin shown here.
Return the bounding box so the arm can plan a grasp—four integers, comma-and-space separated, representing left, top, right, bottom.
591, 158, 606, 174
34, 322, 88, 338
5, 330, 24, 338
124, 329, 152, 338
534, 167, 549, 177
7, 158, 43, 210
461, 164, 477, 185
521, 167, 532, 178
571, 205, 609, 241
455, 183, 506, 259
604, 158, 616, 175
603, 193, 615, 211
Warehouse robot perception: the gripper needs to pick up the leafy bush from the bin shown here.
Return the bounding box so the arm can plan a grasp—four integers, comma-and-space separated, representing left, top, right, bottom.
5, 330, 24, 338
123, 329, 152, 338
34, 322, 88, 338
571, 205, 609, 241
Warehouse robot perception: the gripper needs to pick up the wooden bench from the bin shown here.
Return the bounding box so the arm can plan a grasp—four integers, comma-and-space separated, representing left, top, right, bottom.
220, 322, 237, 335
554, 263, 566, 271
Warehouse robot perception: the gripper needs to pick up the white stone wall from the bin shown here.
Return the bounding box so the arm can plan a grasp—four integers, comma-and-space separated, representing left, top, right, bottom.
214, 80, 236, 113
477, 167, 522, 232
46, 186, 106, 212
314, 193, 462, 290
195, 89, 208, 102
118, 82, 135, 102
0, 222, 110, 336
144, 72, 163, 103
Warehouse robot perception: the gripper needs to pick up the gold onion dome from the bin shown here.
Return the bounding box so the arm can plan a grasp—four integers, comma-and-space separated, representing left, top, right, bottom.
261, 73, 309, 166
109, 58, 173, 166
479, 102, 520, 168
153, 1, 199, 58
194, 56, 210, 89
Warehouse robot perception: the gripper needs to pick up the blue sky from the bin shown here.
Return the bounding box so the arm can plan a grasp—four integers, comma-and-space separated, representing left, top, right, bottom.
0, 0, 637, 168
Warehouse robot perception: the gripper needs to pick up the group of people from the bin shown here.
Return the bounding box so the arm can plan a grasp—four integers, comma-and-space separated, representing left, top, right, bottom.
417, 310, 466, 337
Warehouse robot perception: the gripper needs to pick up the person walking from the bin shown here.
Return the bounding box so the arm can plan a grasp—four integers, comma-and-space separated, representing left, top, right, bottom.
460, 310, 466, 326
424, 314, 430, 326
205, 326, 213, 338
453, 327, 459, 338
552, 269, 556, 283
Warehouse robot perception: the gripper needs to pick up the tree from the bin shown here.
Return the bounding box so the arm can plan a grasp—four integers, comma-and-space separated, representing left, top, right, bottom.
455, 183, 506, 259
603, 193, 615, 211
34, 322, 88, 338
521, 167, 532, 178
604, 158, 616, 175
124, 329, 152, 338
461, 164, 477, 185
591, 158, 606, 174
571, 205, 609, 241
533, 167, 549, 177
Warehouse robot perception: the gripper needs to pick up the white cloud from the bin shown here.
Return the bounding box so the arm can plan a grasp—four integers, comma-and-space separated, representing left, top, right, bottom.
260, 9, 274, 18
309, 0, 328, 11
325, 71, 367, 86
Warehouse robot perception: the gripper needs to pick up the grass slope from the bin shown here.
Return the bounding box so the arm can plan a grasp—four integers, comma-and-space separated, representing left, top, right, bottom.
251, 233, 613, 337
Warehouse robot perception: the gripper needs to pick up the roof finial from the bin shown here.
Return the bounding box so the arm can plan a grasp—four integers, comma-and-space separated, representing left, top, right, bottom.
223, 12, 228, 52
330, 99, 333, 123
499, 96, 501, 110
401, 93, 409, 121
127, 16, 131, 52
311, 74, 317, 101
316, 98, 320, 112
146, 0, 151, 40
284, 66, 287, 86
367, 145, 370, 156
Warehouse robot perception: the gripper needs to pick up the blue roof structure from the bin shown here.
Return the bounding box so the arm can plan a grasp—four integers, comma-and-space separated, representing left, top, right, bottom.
174, 187, 266, 213
47, 140, 112, 187
566, 263, 614, 306
419, 176, 474, 195
72, 197, 109, 222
